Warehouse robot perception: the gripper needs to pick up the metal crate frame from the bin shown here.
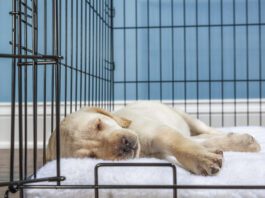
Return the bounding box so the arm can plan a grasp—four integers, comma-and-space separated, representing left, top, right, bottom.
0, 0, 265, 197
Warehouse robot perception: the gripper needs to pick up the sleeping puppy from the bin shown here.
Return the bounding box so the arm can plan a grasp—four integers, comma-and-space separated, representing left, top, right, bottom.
47, 101, 261, 175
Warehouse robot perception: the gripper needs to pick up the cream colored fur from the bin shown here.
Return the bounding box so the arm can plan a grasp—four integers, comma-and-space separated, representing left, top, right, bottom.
47, 101, 261, 176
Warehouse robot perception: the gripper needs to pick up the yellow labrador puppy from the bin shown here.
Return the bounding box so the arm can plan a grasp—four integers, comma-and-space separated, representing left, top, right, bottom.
47, 101, 260, 176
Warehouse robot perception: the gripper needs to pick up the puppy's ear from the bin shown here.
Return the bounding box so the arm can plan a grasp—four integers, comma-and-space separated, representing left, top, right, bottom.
82, 107, 131, 128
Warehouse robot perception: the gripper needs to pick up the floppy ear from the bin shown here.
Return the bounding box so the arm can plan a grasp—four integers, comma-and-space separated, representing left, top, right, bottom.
82, 107, 131, 128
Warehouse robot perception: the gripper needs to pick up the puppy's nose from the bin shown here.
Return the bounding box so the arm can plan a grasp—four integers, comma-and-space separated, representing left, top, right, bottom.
121, 136, 132, 147
121, 136, 138, 153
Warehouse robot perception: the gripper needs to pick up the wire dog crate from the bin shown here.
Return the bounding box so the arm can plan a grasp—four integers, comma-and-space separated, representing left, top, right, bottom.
0, 0, 265, 197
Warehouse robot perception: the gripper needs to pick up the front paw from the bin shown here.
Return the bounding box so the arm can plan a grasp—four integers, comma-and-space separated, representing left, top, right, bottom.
183, 149, 223, 176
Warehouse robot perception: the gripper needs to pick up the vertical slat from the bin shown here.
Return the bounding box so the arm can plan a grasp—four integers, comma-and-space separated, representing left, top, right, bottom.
221, 0, 224, 126
18, 0, 24, 184
80, 0, 83, 108
99, 0, 102, 108
96, 0, 98, 106
111, 0, 115, 110
101, 0, 104, 108
101, 0, 103, 108
147, 0, 150, 100
85, 0, 88, 106
32, 0, 38, 179
103, 0, 106, 110
51, 34, 55, 129
135, 0, 138, 101
171, 0, 174, 107
64, 0, 68, 115
246, 0, 250, 125
107, 0, 111, 110
90, 0, 93, 107
258, 0, 262, 126
96, 0, 99, 107
95, 0, 99, 106
88, 0, 91, 107
53, 0, 61, 186
23, 0, 28, 178
159, 0, 162, 102
233, 0, 237, 126
10, 0, 17, 183
70, 0, 74, 113
102, 0, 104, 108
51, 0, 55, 131
59, 0, 62, 59
107, 0, 110, 109
75, 0, 79, 111
123, 0, 126, 106
108, 0, 111, 110
107, 0, 110, 110
208, 0, 212, 126
92, 0, 95, 106
106, 0, 109, 109
183, 0, 187, 112
102, 0, 105, 109
43, 0, 47, 166
105, 0, 107, 109
59, 0, 62, 107
196, 0, 199, 119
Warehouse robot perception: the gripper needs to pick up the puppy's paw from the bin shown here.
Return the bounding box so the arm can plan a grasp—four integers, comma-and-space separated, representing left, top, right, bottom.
193, 149, 223, 176
179, 148, 223, 176
227, 133, 261, 152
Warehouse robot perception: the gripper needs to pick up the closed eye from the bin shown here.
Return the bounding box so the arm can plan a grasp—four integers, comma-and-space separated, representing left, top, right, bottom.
96, 119, 104, 131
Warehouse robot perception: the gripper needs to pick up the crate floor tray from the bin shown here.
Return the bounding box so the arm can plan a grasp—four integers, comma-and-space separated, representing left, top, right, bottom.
25, 127, 265, 198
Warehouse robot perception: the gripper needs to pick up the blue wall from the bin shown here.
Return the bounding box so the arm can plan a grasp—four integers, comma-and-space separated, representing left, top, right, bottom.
0, 1, 12, 102
113, 0, 265, 101
0, 0, 265, 102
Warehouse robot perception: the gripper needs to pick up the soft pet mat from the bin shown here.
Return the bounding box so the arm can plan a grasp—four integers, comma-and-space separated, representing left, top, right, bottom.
25, 127, 265, 198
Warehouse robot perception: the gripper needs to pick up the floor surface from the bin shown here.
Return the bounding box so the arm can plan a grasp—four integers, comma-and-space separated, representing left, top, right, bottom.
0, 149, 43, 198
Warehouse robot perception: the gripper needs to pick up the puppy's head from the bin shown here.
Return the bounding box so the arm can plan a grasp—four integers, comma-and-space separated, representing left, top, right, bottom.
47, 107, 140, 161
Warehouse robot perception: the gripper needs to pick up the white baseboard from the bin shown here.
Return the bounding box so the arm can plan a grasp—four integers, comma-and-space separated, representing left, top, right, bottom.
113, 99, 265, 113
0, 141, 45, 149
0, 99, 264, 149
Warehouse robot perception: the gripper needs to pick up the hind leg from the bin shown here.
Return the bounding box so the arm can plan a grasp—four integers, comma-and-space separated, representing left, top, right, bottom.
173, 108, 220, 136
173, 108, 261, 152
193, 133, 261, 152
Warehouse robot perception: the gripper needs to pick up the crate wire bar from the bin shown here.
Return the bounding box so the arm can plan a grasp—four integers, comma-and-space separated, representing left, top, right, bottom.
0, 0, 264, 198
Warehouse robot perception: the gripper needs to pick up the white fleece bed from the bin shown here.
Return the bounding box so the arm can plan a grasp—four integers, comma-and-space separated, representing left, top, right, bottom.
25, 127, 265, 198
